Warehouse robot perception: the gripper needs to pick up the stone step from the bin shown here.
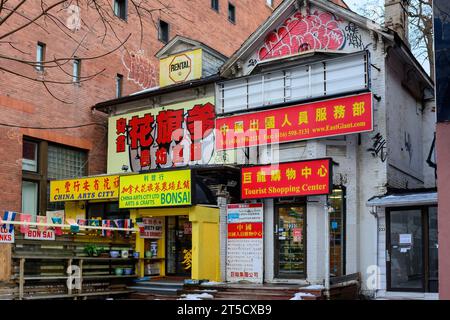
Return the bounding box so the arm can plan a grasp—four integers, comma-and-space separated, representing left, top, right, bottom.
128, 285, 181, 296
132, 280, 184, 288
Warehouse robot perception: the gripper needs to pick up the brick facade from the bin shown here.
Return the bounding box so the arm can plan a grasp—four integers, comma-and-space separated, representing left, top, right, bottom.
0, 0, 286, 214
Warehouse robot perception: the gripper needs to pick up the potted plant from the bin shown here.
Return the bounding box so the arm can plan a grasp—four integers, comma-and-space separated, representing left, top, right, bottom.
84, 245, 100, 257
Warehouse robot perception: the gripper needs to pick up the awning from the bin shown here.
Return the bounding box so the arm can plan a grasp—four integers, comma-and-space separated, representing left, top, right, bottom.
366, 192, 437, 207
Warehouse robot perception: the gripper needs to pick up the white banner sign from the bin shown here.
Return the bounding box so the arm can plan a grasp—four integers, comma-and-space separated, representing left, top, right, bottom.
226, 203, 264, 284
139, 218, 163, 239
24, 229, 56, 241
0, 227, 15, 243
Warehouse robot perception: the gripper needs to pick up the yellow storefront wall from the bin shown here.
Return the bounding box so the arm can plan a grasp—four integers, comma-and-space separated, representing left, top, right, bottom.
131, 205, 220, 282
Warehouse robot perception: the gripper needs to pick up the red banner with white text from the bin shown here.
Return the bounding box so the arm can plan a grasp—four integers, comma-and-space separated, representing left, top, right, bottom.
241, 159, 332, 200
216, 93, 373, 150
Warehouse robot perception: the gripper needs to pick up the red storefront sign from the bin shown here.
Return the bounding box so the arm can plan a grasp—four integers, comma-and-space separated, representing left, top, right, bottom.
227, 222, 263, 239
216, 93, 372, 150
241, 158, 332, 200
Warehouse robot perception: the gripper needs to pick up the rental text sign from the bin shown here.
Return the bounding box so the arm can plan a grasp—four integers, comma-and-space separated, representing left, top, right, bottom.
241, 159, 332, 200
216, 93, 372, 150
50, 176, 119, 202
119, 169, 191, 208
159, 48, 202, 87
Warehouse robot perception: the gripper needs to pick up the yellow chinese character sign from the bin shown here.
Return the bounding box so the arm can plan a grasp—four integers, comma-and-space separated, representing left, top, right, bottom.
50, 175, 120, 202
119, 169, 191, 208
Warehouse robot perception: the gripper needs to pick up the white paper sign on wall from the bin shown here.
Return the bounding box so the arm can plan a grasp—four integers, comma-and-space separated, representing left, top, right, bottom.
226, 203, 264, 284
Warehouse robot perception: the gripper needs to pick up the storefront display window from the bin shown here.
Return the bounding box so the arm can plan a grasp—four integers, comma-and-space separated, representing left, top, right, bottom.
275, 203, 306, 278
166, 215, 192, 276
387, 206, 438, 292
329, 187, 346, 277
87, 202, 130, 220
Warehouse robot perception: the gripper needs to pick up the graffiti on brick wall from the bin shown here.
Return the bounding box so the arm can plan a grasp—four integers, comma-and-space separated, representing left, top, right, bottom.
426, 133, 437, 179
367, 132, 387, 162
257, 11, 346, 61
404, 132, 413, 164
121, 49, 156, 89
344, 22, 365, 50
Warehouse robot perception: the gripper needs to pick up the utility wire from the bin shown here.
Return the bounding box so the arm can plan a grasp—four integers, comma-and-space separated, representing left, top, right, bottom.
0, 122, 107, 130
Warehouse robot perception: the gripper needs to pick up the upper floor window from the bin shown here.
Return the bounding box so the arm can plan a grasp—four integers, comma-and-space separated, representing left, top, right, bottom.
116, 74, 123, 98
228, 2, 236, 23
22, 140, 38, 172
211, 0, 219, 12
73, 58, 81, 83
158, 19, 170, 43
114, 0, 127, 20
36, 42, 46, 71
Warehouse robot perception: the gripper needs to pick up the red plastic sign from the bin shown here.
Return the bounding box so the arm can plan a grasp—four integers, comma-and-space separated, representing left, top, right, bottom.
216, 93, 372, 150
227, 222, 263, 239
241, 158, 332, 199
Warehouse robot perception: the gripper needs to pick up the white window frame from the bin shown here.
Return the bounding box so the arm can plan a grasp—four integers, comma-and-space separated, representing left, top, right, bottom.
114, 0, 128, 20
36, 42, 46, 72
73, 58, 81, 83
218, 51, 370, 114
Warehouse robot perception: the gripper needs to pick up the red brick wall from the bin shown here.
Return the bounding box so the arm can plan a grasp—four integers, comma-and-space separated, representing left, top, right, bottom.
0, 0, 349, 214
437, 123, 450, 299
0, 0, 285, 213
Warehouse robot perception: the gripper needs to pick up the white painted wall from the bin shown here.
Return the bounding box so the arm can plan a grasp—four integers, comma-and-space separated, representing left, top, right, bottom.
385, 53, 426, 189
215, 2, 435, 299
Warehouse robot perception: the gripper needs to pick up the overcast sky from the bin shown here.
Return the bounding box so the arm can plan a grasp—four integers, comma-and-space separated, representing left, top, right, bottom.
344, 0, 360, 11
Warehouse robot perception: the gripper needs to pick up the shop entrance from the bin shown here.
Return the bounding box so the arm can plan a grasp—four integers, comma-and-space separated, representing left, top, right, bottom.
274, 204, 307, 279
166, 216, 192, 277
386, 206, 438, 292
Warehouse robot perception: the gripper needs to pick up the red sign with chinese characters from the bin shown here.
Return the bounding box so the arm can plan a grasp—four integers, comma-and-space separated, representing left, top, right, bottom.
241, 158, 332, 200
216, 93, 372, 150
112, 100, 216, 172
227, 222, 263, 239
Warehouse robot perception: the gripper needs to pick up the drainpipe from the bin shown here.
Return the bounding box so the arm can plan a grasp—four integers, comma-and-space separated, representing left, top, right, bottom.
324, 200, 330, 299
217, 186, 230, 282
369, 206, 379, 299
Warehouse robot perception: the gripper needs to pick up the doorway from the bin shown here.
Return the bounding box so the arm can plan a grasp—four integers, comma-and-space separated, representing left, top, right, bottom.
166, 216, 192, 277
386, 206, 438, 292
274, 203, 307, 279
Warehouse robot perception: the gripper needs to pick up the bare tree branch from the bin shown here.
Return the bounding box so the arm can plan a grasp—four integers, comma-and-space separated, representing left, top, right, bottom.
355, 0, 434, 79
0, 0, 185, 101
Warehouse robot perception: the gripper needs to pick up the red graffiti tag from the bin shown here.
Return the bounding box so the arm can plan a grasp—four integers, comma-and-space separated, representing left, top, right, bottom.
258, 11, 345, 61
122, 50, 156, 89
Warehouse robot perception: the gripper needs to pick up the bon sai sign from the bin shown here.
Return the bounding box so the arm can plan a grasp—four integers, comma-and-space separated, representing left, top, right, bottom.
50, 175, 119, 202
119, 169, 191, 208
24, 229, 55, 241
216, 93, 372, 150
241, 158, 332, 200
